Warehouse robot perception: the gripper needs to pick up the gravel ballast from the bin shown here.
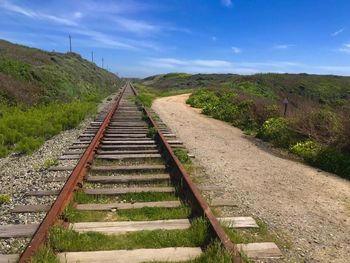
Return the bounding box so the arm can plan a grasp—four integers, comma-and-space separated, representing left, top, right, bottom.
0, 92, 119, 254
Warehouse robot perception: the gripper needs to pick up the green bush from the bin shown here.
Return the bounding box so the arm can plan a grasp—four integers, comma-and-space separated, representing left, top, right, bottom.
0, 58, 32, 80
186, 89, 219, 108
257, 117, 299, 148
0, 99, 97, 157
290, 140, 323, 160
290, 140, 350, 179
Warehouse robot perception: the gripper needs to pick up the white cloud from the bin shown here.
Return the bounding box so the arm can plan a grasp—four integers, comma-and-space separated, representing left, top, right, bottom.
273, 44, 294, 49
221, 0, 232, 7
331, 28, 345, 36
338, 43, 350, 53
113, 17, 159, 34
0, 0, 77, 26
231, 46, 241, 54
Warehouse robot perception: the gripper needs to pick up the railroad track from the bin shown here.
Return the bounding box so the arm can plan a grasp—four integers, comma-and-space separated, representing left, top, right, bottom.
0, 83, 281, 262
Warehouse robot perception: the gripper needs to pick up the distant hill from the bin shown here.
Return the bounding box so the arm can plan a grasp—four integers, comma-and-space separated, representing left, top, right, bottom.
141, 73, 350, 110
0, 39, 121, 106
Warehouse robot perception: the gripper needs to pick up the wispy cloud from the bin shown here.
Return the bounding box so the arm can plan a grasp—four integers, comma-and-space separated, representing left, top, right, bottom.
0, 0, 78, 26
331, 27, 345, 36
338, 43, 350, 53
113, 17, 160, 34
273, 44, 294, 50
221, 0, 232, 7
231, 46, 241, 54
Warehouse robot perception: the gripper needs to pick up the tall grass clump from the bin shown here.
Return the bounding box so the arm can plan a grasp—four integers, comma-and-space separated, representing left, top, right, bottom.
0, 99, 98, 157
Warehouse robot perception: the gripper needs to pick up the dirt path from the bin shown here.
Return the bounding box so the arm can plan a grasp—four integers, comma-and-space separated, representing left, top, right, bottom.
152, 94, 350, 263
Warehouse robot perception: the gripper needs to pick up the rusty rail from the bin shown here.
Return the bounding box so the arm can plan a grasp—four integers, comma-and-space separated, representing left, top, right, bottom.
129, 83, 242, 262
18, 85, 127, 262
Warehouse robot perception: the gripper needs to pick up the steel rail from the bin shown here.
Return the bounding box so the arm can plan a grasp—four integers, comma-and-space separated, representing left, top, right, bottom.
129, 83, 242, 262
18, 84, 127, 262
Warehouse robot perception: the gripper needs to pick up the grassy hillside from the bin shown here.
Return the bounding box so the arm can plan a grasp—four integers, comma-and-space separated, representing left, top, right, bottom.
140, 73, 350, 179
0, 39, 121, 105
142, 73, 350, 110
0, 39, 123, 157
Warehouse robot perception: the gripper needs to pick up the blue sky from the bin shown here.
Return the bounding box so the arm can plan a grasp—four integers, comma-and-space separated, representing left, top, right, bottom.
0, 0, 350, 77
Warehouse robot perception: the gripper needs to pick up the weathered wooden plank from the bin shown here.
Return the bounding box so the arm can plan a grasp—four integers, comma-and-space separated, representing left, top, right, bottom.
57, 247, 202, 263
218, 217, 258, 228
96, 154, 162, 160
76, 200, 181, 211
85, 174, 170, 184
71, 219, 190, 234
90, 164, 166, 172
59, 155, 81, 160
0, 254, 19, 263
12, 204, 51, 213
236, 242, 282, 258
103, 134, 147, 138
62, 150, 85, 155
0, 224, 38, 238
68, 145, 88, 149
99, 145, 157, 150
101, 140, 155, 145
48, 166, 75, 171
83, 187, 175, 195
210, 199, 238, 207
26, 190, 60, 196
45, 176, 67, 182
102, 138, 153, 142
97, 150, 159, 155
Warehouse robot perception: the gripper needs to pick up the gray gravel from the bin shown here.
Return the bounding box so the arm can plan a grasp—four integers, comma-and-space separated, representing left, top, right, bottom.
0, 92, 119, 254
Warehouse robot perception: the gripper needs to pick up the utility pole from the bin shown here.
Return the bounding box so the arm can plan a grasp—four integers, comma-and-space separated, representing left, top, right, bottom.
91, 51, 94, 62
102, 58, 104, 69
283, 98, 289, 117
69, 35, 72, 52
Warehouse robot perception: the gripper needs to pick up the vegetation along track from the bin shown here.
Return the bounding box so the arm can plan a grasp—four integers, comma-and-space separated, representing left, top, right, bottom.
0, 83, 281, 262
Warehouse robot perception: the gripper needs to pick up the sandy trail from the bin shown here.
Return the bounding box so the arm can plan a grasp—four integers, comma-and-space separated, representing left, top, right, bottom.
152, 94, 350, 263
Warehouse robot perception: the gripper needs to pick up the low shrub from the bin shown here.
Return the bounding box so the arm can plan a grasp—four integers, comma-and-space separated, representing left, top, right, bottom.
0, 99, 97, 157
257, 117, 299, 148
290, 140, 323, 160
290, 140, 350, 179
186, 89, 219, 108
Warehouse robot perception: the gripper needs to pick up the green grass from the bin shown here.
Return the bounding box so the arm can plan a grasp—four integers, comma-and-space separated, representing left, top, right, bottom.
0, 58, 32, 81
63, 205, 192, 222
0, 99, 98, 157
29, 245, 59, 263
73, 191, 178, 204
147, 127, 158, 139
50, 218, 209, 252
0, 194, 11, 204
42, 158, 59, 169
223, 218, 292, 250
174, 148, 193, 171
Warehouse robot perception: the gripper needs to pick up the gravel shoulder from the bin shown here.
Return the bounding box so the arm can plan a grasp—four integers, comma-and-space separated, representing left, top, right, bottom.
152, 94, 350, 263
0, 93, 118, 253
